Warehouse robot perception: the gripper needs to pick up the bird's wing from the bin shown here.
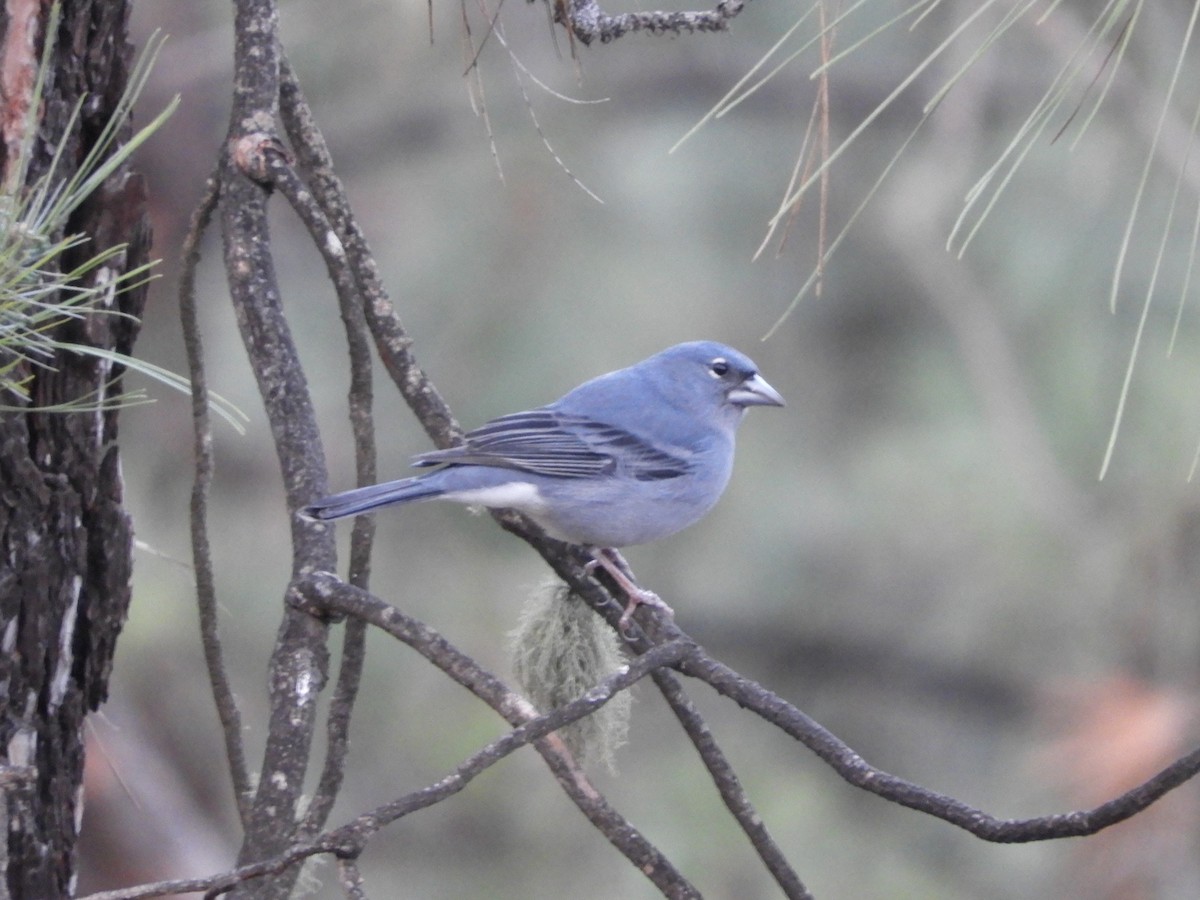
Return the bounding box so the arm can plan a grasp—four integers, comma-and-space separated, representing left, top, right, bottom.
412, 410, 691, 481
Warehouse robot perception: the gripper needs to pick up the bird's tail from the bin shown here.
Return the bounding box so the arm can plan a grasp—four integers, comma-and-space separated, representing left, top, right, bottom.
300, 476, 443, 520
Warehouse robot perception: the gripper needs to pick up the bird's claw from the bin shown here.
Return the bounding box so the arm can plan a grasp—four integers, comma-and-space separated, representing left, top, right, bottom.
588, 547, 681, 628
617, 588, 674, 632
585, 548, 674, 631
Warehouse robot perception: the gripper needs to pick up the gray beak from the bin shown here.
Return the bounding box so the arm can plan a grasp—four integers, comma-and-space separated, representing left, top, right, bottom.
729, 372, 785, 408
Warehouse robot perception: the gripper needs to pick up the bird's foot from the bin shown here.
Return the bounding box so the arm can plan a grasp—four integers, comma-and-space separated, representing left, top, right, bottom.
585, 548, 674, 630
617, 586, 673, 631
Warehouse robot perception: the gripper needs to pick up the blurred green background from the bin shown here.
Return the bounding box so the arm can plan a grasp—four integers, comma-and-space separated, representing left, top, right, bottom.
77, 1, 1200, 897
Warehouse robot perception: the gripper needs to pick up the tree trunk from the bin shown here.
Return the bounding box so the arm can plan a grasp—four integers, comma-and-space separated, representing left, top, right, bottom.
0, 2, 148, 896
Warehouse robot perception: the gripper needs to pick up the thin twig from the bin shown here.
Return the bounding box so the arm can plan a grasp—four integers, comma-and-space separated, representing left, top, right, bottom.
78, 635, 689, 900
337, 857, 368, 900
277, 56, 461, 449
679, 648, 1200, 843
178, 168, 253, 824
299, 572, 701, 898
302, 618, 367, 837
265, 150, 377, 836
653, 669, 813, 900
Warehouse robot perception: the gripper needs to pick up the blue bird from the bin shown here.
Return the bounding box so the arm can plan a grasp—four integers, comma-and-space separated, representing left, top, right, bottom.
302, 341, 784, 626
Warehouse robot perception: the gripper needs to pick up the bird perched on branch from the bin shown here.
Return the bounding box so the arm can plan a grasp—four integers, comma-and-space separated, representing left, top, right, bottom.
302, 341, 784, 627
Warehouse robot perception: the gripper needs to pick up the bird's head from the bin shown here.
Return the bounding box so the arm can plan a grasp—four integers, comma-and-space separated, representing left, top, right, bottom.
649, 341, 785, 426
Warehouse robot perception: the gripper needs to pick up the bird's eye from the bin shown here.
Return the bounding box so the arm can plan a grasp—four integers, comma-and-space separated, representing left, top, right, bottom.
709, 358, 729, 377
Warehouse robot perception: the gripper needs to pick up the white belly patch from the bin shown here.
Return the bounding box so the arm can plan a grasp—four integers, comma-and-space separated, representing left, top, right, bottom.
441, 481, 546, 513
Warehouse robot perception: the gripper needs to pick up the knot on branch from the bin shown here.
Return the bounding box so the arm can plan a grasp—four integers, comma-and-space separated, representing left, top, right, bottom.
230, 132, 293, 184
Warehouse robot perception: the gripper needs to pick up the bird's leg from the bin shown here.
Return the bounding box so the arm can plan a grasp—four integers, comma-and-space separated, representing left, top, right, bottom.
585, 547, 674, 630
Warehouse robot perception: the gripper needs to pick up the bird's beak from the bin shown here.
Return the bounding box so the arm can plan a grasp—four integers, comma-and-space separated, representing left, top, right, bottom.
729, 373, 785, 408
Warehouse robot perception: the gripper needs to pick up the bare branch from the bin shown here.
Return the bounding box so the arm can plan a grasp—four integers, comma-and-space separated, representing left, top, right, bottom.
416, 492, 1200, 847
549, 0, 750, 45
679, 648, 1200, 842
263, 142, 377, 836
217, 5, 337, 891
277, 56, 461, 449
178, 168, 254, 824
440, 499, 1200, 849
653, 669, 813, 900
298, 572, 701, 897
78, 610, 693, 900
301, 619, 366, 838
219, 157, 334, 890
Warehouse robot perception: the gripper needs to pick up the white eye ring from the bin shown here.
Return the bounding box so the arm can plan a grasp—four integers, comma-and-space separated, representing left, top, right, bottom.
709, 358, 729, 377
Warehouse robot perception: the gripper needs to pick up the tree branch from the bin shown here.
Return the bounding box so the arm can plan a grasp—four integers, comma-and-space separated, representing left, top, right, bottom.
178, 168, 254, 825
550, 0, 750, 45
219, 4, 337, 892
678, 647, 1200, 842
77, 602, 694, 900
298, 572, 701, 897
258, 130, 377, 839
452, 500, 1200, 848
219, 153, 334, 891
653, 669, 813, 899
277, 55, 461, 449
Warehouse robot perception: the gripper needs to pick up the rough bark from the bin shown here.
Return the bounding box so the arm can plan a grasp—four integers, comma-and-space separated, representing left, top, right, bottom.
0, 2, 148, 896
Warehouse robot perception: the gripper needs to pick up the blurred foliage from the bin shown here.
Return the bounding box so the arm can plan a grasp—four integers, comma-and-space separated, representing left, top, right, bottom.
78, 1, 1200, 898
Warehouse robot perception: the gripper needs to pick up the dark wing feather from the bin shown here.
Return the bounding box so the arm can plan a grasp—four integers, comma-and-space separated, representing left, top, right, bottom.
412, 410, 691, 481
